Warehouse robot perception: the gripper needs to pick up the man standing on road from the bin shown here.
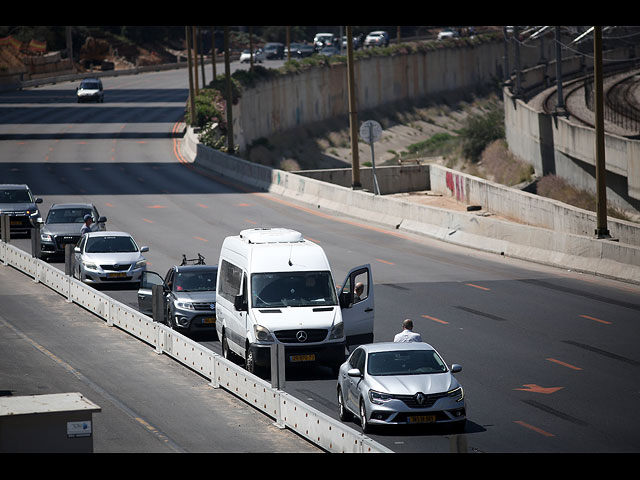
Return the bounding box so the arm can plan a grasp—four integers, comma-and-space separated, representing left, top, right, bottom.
80, 214, 93, 236
394, 318, 422, 342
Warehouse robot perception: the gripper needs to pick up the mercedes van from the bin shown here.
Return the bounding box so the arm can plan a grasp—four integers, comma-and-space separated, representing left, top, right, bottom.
216, 228, 374, 375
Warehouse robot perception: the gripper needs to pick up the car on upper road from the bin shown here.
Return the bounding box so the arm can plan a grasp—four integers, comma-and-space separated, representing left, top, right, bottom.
76, 78, 104, 103
364, 31, 389, 47
239, 48, 265, 63
437, 29, 459, 41
337, 342, 466, 433
39, 203, 107, 261
72, 231, 148, 285
342, 35, 361, 50
313, 33, 337, 51
286, 42, 315, 58
264, 42, 285, 59
0, 184, 43, 237
137, 254, 218, 334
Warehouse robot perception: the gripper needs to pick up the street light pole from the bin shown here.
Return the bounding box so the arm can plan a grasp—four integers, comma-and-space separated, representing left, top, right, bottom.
593, 25, 610, 239
346, 26, 360, 189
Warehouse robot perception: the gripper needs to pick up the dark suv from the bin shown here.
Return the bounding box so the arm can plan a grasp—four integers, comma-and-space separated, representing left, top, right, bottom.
39, 203, 107, 261
138, 254, 218, 335
0, 184, 43, 237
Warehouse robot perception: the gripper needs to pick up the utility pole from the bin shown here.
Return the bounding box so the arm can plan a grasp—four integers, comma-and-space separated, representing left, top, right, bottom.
555, 26, 566, 115
185, 26, 196, 127
211, 26, 217, 80
192, 26, 199, 95
224, 26, 234, 153
346, 26, 360, 189
593, 25, 610, 239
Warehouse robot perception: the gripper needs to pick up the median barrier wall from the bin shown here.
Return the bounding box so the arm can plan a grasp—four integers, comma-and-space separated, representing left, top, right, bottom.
185, 127, 640, 284
0, 240, 392, 453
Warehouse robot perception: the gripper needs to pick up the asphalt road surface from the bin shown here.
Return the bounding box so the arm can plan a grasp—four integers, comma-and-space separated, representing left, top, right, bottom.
2, 59, 640, 453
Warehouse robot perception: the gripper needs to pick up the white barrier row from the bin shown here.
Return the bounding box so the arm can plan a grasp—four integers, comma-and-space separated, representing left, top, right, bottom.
0, 240, 392, 453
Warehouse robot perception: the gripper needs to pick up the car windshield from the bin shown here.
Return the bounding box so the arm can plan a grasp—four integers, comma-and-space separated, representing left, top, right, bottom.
174, 271, 217, 292
81, 81, 100, 89
46, 208, 92, 224
367, 350, 448, 376
251, 271, 337, 308
85, 236, 137, 253
0, 189, 32, 203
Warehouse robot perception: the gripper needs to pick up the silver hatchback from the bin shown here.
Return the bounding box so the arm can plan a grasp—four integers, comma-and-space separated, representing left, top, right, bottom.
337, 342, 466, 433
73, 231, 148, 285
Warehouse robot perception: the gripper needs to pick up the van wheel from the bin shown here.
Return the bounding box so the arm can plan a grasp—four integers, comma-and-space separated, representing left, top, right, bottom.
222, 334, 231, 360
245, 346, 257, 374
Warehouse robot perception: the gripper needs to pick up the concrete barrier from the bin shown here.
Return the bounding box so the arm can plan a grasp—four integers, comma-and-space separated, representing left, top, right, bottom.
185, 127, 640, 284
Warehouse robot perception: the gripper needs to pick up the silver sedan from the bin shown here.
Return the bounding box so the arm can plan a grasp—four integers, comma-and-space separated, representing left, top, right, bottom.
73, 231, 148, 285
336, 342, 466, 433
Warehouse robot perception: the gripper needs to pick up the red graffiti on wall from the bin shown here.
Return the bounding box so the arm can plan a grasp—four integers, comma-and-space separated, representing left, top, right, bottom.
445, 171, 465, 201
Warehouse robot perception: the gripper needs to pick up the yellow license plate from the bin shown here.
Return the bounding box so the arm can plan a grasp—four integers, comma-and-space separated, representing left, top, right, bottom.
107, 272, 126, 278
407, 415, 436, 424
10, 220, 21, 225
290, 354, 315, 362
202, 317, 216, 324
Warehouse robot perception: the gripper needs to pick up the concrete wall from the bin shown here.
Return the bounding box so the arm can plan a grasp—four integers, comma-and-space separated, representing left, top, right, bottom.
183, 127, 640, 284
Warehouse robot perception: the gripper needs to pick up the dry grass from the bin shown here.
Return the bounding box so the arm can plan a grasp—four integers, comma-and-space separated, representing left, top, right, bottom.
469, 139, 534, 186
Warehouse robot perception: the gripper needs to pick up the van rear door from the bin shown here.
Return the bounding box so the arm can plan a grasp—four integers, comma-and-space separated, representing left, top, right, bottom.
338, 264, 374, 348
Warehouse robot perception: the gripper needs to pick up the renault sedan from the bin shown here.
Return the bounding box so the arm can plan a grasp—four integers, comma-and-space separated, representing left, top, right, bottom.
337, 342, 466, 433
73, 231, 148, 285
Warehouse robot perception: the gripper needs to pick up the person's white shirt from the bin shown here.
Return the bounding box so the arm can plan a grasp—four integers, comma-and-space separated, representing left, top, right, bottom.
393, 329, 422, 342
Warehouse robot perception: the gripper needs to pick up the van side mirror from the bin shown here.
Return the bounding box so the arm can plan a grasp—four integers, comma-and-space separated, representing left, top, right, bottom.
234, 294, 247, 311
339, 291, 350, 309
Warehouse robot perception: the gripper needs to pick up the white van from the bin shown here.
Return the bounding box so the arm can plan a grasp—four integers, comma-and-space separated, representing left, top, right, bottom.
216, 228, 374, 375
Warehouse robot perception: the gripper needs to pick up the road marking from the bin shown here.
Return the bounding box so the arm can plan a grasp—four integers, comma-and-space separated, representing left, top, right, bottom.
235, 203, 251, 207
193, 236, 208, 242
421, 314, 448, 324
465, 283, 490, 291
142, 218, 154, 224
579, 314, 611, 325
546, 358, 582, 370
146, 205, 167, 209
244, 219, 257, 224
375, 258, 394, 265
514, 420, 555, 437
197, 203, 208, 208
514, 384, 563, 394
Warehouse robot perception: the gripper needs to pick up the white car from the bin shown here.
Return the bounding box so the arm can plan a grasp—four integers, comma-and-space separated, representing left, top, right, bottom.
364, 31, 389, 47
76, 78, 104, 103
73, 231, 148, 285
337, 342, 466, 433
437, 29, 459, 41
240, 49, 265, 63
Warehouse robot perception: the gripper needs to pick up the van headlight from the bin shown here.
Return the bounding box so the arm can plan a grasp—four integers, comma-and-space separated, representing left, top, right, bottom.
328, 321, 344, 340
254, 324, 275, 343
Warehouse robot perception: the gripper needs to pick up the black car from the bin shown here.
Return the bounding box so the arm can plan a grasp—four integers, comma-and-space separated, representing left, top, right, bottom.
264, 42, 285, 59
0, 184, 43, 237
39, 203, 107, 261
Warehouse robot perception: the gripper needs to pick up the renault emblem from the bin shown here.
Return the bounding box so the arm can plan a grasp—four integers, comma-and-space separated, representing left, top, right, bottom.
415, 393, 425, 405
296, 330, 307, 342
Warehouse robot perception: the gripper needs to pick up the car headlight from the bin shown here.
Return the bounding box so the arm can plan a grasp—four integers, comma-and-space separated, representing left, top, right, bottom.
447, 386, 464, 402
41, 233, 52, 242
135, 259, 147, 269
328, 321, 344, 340
175, 301, 195, 311
254, 324, 275, 343
369, 389, 393, 405
83, 261, 97, 270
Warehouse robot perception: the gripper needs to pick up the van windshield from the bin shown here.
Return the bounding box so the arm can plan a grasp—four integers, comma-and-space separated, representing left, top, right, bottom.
251, 271, 337, 308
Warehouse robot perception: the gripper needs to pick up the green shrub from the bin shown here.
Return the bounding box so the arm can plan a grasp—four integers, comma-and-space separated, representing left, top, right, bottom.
460, 105, 504, 162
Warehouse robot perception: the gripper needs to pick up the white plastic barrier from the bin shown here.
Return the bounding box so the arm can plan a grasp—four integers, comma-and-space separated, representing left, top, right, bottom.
0, 241, 392, 453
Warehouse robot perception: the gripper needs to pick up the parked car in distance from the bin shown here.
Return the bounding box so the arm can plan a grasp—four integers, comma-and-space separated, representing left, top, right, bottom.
337, 342, 466, 433
76, 78, 104, 103
342, 35, 361, 50
72, 231, 148, 285
239, 48, 265, 63
138, 255, 218, 334
438, 29, 459, 40
40, 203, 107, 261
0, 184, 43, 237
364, 31, 389, 47
286, 42, 314, 58
264, 42, 285, 59
313, 33, 337, 50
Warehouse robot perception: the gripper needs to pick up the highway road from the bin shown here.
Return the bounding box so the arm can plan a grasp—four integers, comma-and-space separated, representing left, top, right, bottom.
2, 58, 640, 453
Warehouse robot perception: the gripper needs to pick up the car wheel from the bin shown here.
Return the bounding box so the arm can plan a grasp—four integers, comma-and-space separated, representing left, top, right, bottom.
222, 333, 232, 360
360, 399, 371, 434
337, 387, 352, 421
167, 308, 175, 329
245, 345, 256, 373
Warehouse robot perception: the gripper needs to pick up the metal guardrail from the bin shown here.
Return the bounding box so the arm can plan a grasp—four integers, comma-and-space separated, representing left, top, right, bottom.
0, 237, 392, 453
